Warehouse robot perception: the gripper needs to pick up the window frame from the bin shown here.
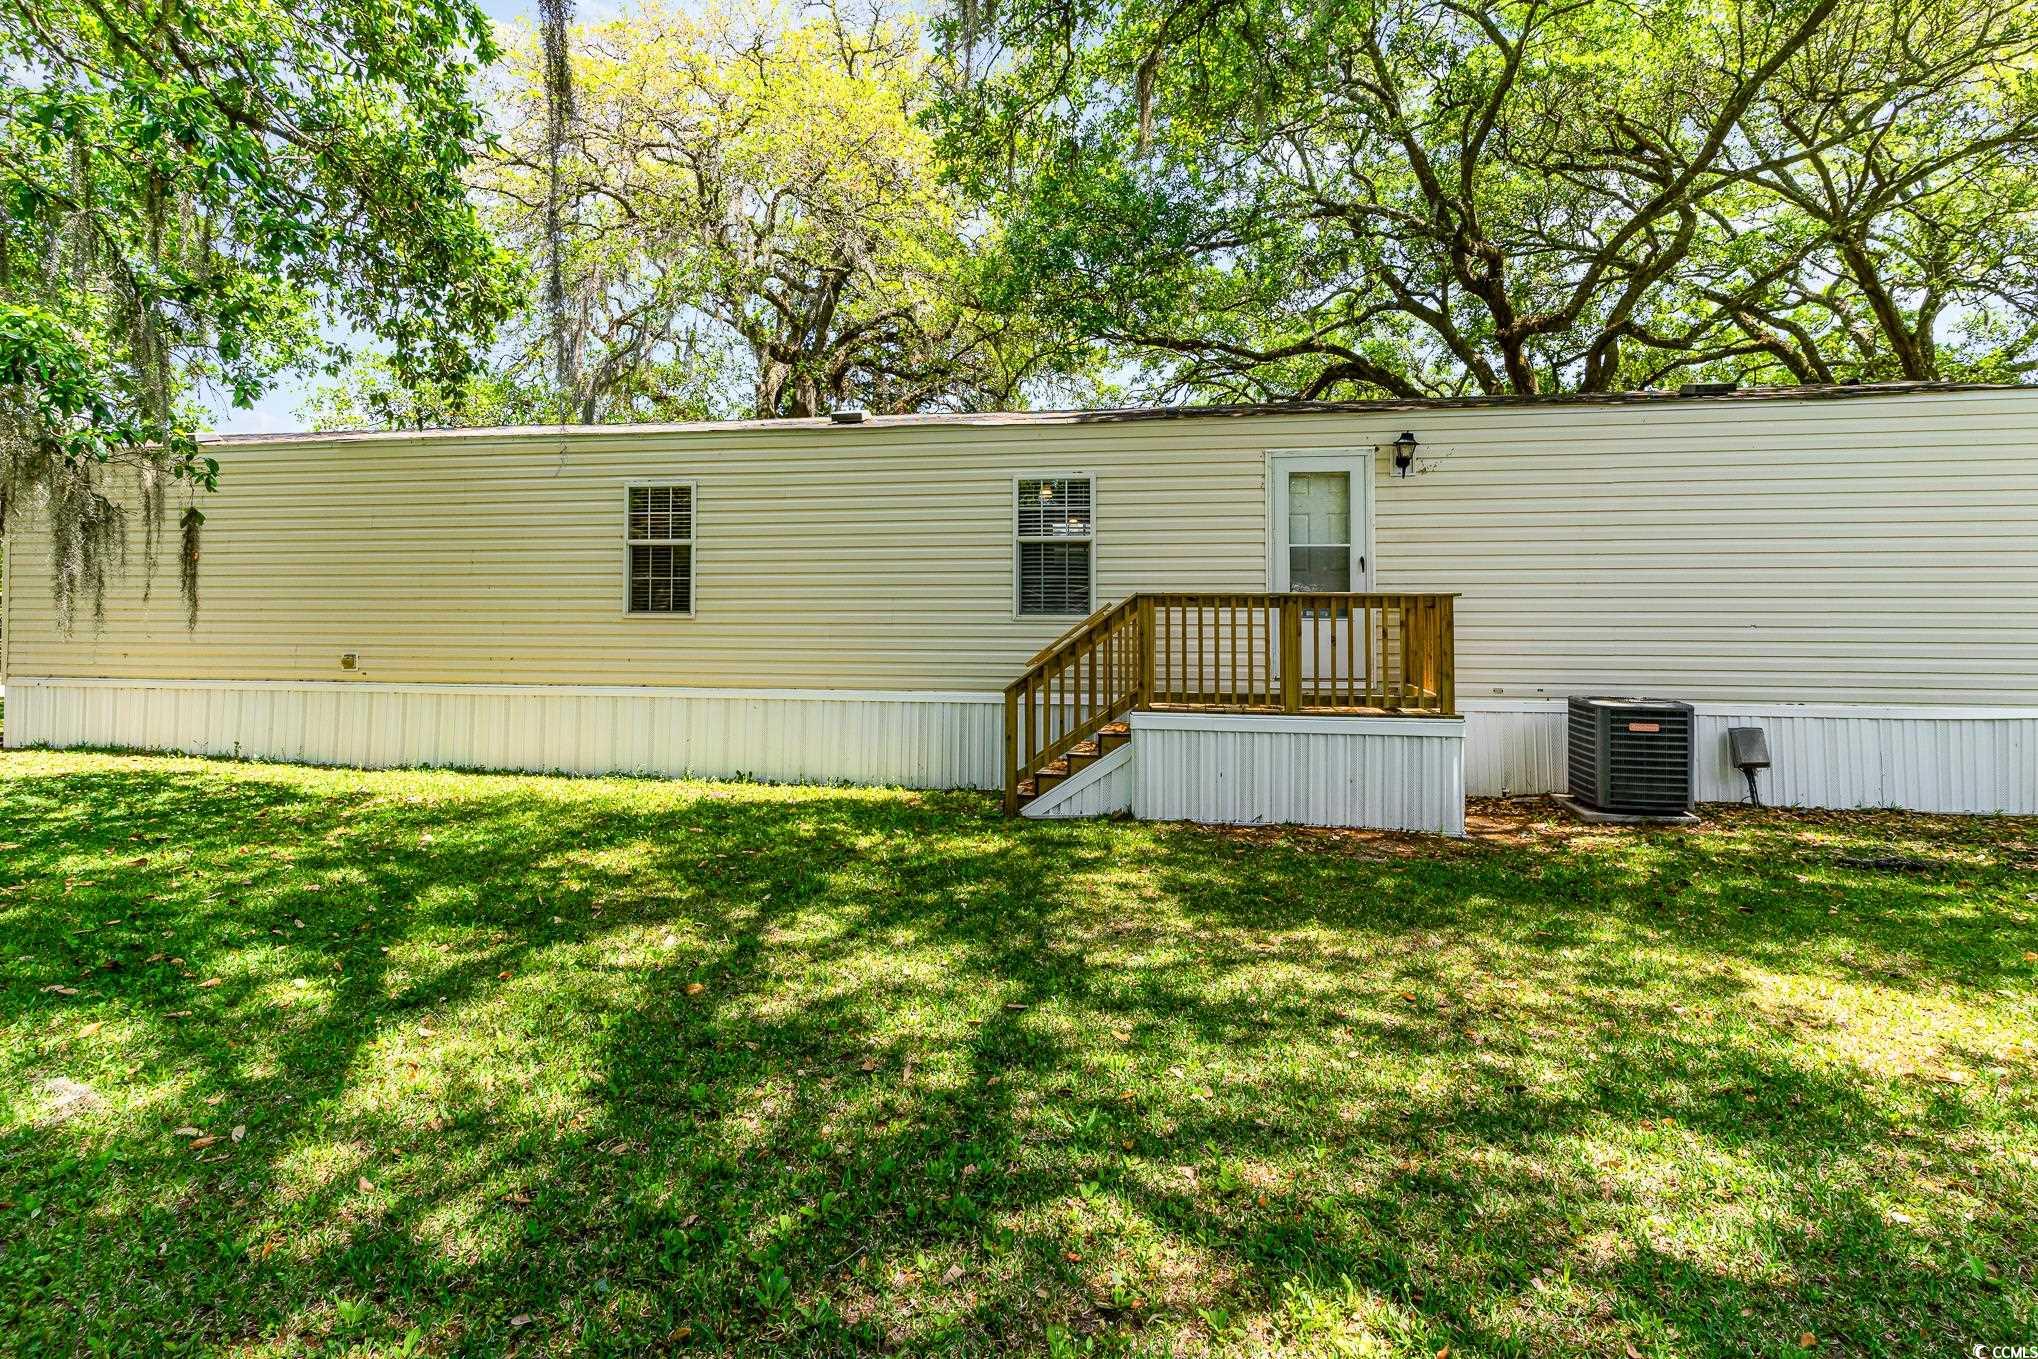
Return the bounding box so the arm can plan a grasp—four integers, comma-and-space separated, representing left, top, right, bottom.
623, 480, 698, 619
1011, 471, 1097, 620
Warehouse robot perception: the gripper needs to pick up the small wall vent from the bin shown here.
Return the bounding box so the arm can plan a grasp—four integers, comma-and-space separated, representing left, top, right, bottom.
1567, 696, 1695, 815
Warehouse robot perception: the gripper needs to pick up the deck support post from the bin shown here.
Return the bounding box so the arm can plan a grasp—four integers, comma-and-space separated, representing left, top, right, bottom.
1003, 687, 1021, 816
1137, 596, 1156, 710
1279, 597, 1302, 713
1437, 596, 1456, 715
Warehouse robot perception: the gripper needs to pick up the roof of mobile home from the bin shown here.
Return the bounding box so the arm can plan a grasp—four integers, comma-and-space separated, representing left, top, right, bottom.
203, 379, 2027, 445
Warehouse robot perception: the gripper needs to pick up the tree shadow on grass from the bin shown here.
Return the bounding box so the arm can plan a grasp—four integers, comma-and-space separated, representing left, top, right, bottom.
0, 759, 2032, 1356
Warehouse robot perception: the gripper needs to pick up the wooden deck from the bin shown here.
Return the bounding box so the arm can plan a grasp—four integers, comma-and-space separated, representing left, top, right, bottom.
1004, 592, 1457, 814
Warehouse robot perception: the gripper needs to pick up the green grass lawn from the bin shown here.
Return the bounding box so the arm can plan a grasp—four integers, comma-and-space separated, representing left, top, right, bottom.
2, 750, 2034, 1358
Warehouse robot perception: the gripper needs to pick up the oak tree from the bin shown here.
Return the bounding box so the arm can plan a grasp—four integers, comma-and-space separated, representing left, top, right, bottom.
0, 0, 515, 625
937, 0, 2038, 400
455, 0, 1097, 423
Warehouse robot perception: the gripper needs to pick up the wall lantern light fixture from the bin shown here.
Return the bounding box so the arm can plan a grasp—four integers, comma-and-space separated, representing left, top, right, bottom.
1392, 431, 1419, 476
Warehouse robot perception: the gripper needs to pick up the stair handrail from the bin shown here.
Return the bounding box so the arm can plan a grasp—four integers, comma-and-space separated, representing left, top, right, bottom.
1003, 596, 1144, 814
1022, 599, 1124, 668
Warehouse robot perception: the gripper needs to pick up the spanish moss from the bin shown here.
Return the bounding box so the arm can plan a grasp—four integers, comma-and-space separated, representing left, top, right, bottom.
0, 128, 203, 630
179, 504, 203, 631
538, 0, 578, 407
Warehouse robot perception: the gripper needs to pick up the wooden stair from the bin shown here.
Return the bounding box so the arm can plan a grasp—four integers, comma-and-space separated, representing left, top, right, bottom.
1015, 723, 1130, 808
1006, 592, 1456, 816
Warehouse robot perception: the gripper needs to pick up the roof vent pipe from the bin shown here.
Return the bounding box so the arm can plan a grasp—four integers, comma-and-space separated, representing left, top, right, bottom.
828, 408, 868, 424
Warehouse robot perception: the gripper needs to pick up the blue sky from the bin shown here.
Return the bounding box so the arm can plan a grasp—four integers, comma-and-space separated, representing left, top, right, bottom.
209, 0, 545, 434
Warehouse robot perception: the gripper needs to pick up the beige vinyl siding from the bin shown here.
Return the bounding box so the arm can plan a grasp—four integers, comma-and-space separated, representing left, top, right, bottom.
1, 420, 1274, 691
4, 387, 2036, 705
1371, 389, 2038, 705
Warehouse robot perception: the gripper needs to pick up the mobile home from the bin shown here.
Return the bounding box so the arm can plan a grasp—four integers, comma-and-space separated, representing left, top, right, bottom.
4, 382, 2035, 831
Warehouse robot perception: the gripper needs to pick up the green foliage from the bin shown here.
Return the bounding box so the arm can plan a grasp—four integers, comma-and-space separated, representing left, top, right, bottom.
325, 0, 1107, 428
0, 0, 518, 622
935, 0, 2038, 400
3, 748, 2035, 1354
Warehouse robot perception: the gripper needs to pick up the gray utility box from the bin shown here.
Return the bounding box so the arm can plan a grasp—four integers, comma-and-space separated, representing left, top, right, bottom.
1567, 696, 1696, 815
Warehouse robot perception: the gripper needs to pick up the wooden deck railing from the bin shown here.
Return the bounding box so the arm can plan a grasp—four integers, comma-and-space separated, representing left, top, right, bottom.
1004, 592, 1456, 814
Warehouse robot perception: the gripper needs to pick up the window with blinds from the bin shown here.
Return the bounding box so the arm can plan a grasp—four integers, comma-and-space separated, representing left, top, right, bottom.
1015, 476, 1093, 616
626, 484, 694, 614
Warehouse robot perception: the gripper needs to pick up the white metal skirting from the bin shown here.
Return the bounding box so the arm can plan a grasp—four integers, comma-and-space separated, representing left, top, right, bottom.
2, 678, 1003, 791
1460, 699, 2038, 814
1130, 712, 1466, 835
1462, 704, 1572, 799
10, 680, 2033, 817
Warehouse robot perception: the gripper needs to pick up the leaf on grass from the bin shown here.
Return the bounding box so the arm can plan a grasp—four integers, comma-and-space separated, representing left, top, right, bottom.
510, 1314, 532, 1328
197, 978, 222, 989
686, 982, 706, 996
41, 985, 79, 996
1799, 1334, 1817, 1350
231, 1125, 246, 1143
358, 1176, 376, 1193
171, 1126, 203, 1137
859, 1059, 879, 1073
1111, 1030, 1131, 1043
205, 1092, 225, 1105
188, 1135, 217, 1149
78, 1021, 103, 1037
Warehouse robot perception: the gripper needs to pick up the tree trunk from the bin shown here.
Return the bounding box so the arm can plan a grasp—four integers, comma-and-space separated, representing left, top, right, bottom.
1838, 238, 1932, 380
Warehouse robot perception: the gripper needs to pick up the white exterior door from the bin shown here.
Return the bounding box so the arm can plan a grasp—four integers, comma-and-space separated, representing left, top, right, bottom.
1270, 453, 1370, 592
1270, 453, 1374, 696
